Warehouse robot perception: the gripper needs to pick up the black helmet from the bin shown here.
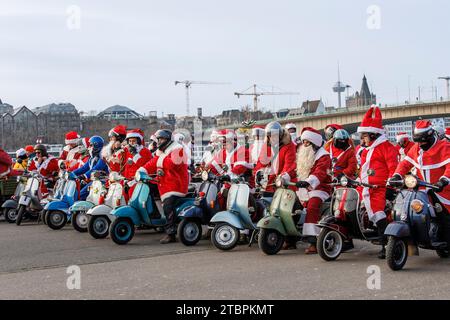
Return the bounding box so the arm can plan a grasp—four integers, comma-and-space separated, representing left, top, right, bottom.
34, 144, 48, 157
413, 126, 435, 150
155, 129, 172, 150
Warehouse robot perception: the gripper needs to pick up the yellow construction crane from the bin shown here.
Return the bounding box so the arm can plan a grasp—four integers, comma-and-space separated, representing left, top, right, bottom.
234, 84, 301, 112
175, 80, 230, 115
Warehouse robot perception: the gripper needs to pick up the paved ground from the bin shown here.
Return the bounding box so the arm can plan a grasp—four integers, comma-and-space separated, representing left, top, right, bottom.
0, 216, 449, 300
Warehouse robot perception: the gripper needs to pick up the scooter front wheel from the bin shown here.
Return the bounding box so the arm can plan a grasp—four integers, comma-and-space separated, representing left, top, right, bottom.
72, 211, 88, 233
46, 211, 67, 230
4, 208, 18, 224
211, 223, 239, 251
178, 219, 202, 246
258, 228, 285, 255
88, 215, 111, 239
386, 236, 408, 271
317, 228, 343, 261
15, 205, 26, 226
110, 218, 135, 245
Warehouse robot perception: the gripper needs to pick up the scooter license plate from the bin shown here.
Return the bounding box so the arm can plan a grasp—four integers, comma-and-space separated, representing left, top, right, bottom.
19, 196, 31, 206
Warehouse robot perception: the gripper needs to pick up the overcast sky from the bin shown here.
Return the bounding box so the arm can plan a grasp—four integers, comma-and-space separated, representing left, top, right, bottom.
0, 0, 449, 116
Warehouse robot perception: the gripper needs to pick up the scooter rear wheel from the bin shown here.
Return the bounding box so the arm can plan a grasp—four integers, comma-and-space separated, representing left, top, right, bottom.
258, 228, 285, 255
4, 208, 18, 224
72, 211, 88, 233
386, 236, 408, 271
317, 228, 343, 261
88, 215, 110, 239
211, 223, 239, 251
178, 219, 202, 246
46, 210, 67, 230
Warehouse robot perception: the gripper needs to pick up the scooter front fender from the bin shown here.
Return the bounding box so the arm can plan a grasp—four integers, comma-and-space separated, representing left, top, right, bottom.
257, 216, 287, 236
110, 206, 140, 225
384, 221, 411, 238
46, 201, 70, 212
179, 205, 203, 219
316, 215, 349, 239
87, 204, 114, 219
70, 201, 94, 213
1, 199, 18, 209
210, 211, 244, 230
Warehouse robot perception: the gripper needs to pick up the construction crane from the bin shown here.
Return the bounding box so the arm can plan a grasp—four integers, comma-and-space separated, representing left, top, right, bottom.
174, 80, 230, 116
234, 84, 301, 112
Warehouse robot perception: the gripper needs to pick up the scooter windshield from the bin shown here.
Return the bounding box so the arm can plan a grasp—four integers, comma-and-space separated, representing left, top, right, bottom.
393, 191, 412, 220
64, 180, 78, 197
24, 177, 39, 193
200, 182, 218, 204
105, 183, 124, 208
332, 188, 360, 213
227, 184, 250, 215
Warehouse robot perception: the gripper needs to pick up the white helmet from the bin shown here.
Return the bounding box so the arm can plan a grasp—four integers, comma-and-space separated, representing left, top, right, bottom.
285, 123, 297, 131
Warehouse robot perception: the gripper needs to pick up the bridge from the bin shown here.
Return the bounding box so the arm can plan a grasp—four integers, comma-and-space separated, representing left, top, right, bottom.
225, 100, 450, 133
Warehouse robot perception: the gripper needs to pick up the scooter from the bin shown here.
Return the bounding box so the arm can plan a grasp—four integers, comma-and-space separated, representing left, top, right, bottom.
1, 175, 28, 223
86, 172, 127, 239
209, 178, 267, 251
257, 177, 330, 255
315, 175, 385, 261
177, 170, 221, 246
45, 172, 81, 230
384, 175, 449, 271
40, 170, 67, 225
70, 171, 108, 233
16, 172, 49, 226
108, 171, 195, 245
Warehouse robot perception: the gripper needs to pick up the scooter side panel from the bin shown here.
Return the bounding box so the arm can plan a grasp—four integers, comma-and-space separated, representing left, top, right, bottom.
273, 189, 299, 236
1, 199, 18, 209
87, 204, 113, 218
70, 201, 94, 212
111, 206, 141, 225
210, 211, 244, 230
257, 216, 287, 236
179, 205, 203, 219
46, 201, 70, 211
384, 221, 411, 238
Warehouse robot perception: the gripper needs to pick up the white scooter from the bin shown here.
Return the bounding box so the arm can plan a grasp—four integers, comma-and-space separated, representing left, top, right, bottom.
16, 172, 48, 226
87, 172, 127, 239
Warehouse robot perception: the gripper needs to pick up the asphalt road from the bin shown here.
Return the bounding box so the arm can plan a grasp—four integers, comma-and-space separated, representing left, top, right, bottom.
0, 216, 449, 300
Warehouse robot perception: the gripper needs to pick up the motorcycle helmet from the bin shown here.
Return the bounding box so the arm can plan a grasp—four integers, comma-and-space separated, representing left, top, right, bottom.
324, 124, 343, 141
265, 121, 284, 145
333, 129, 350, 150
34, 144, 48, 157
155, 129, 172, 150
89, 136, 104, 155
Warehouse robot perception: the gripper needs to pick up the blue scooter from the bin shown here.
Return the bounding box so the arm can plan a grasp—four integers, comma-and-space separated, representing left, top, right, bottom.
108, 171, 195, 245
45, 172, 81, 230
385, 175, 449, 270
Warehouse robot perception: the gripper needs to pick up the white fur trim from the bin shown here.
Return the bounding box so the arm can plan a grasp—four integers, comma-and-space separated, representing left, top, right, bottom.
65, 138, 80, 145
285, 123, 297, 130
414, 126, 433, 134
308, 190, 330, 201
161, 191, 187, 202
234, 161, 254, 169
302, 223, 320, 237
305, 175, 320, 189
157, 154, 167, 168
357, 126, 386, 134
314, 147, 329, 161
126, 132, 143, 141
396, 134, 409, 143
281, 173, 291, 183
301, 130, 323, 147
404, 156, 450, 171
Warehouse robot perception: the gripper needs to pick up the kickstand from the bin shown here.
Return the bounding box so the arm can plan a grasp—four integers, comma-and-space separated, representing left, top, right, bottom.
248, 230, 257, 247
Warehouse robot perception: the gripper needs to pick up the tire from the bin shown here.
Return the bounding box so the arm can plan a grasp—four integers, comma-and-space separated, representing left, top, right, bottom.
71, 211, 88, 233
178, 219, 202, 246
258, 228, 285, 255
15, 205, 26, 226
436, 249, 449, 258
40, 210, 48, 225
110, 218, 135, 245
317, 228, 344, 261
4, 208, 18, 224
88, 215, 110, 239
386, 236, 408, 271
211, 223, 239, 251
46, 210, 67, 230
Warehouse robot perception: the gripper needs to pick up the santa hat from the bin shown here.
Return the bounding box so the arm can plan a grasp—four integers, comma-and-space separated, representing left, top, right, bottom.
25, 145, 34, 153
217, 129, 236, 140
357, 105, 385, 134
414, 120, 433, 134
301, 127, 323, 147
65, 131, 80, 145
126, 129, 144, 144
16, 148, 26, 158
109, 125, 127, 138
285, 123, 297, 131
446, 127, 450, 140
325, 124, 344, 131
396, 132, 410, 144
252, 125, 265, 137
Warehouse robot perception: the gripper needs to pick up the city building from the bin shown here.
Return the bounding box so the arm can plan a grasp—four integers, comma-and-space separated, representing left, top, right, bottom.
287, 100, 325, 117
97, 105, 143, 120
346, 75, 377, 108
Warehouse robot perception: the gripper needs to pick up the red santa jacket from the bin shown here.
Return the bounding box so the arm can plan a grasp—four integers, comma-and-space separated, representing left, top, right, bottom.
395, 139, 450, 212
254, 134, 297, 193
123, 145, 152, 181
141, 142, 188, 201
59, 145, 82, 170
359, 136, 399, 186
28, 156, 59, 180
208, 145, 253, 177
399, 140, 414, 160
0, 148, 12, 177
325, 144, 358, 178
69, 154, 89, 172
298, 147, 332, 201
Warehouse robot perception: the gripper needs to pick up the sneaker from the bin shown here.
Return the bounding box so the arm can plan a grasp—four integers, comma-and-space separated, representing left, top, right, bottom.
304, 244, 318, 254
160, 234, 176, 244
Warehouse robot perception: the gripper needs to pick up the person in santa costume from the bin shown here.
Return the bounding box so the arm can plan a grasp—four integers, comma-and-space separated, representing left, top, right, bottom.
0, 147, 12, 178
389, 120, 450, 247
59, 131, 82, 171
123, 129, 152, 198
324, 123, 344, 150
445, 127, 450, 143
285, 123, 301, 146
357, 105, 399, 259
71, 137, 90, 171
396, 132, 414, 161
250, 125, 265, 165
139, 129, 189, 244
148, 133, 158, 154
28, 144, 59, 194
102, 125, 128, 174
290, 127, 332, 253
254, 121, 297, 194
324, 129, 357, 180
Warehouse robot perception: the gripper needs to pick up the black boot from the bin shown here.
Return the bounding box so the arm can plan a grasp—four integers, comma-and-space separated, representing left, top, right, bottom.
376, 218, 388, 259
430, 220, 446, 248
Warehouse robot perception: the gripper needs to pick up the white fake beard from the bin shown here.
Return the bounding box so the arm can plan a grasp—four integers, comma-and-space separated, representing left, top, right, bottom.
296, 145, 316, 180
101, 141, 114, 160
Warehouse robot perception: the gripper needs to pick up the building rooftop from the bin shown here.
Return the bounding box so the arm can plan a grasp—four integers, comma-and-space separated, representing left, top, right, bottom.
97, 105, 142, 119
33, 103, 78, 115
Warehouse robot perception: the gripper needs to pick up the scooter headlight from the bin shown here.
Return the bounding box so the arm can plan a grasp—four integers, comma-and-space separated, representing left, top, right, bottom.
404, 175, 418, 189
340, 176, 348, 187
410, 199, 424, 213
201, 171, 209, 181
